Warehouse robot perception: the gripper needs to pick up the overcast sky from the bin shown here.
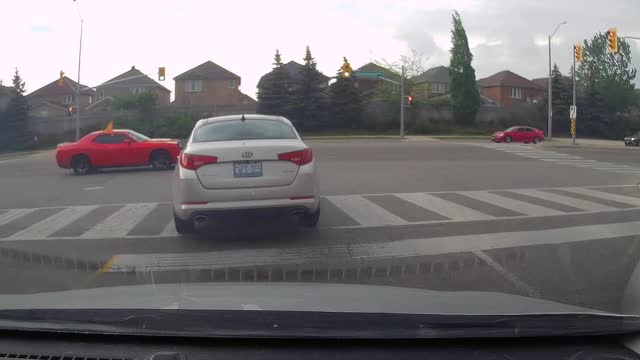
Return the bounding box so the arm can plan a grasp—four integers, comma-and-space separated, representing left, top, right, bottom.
1, 0, 638, 100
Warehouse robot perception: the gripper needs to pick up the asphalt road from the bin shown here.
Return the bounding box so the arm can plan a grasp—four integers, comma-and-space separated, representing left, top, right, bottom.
1, 139, 640, 314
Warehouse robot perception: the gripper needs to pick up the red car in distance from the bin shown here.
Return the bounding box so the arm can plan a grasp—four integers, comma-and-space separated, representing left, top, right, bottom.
56, 129, 181, 175
491, 126, 545, 144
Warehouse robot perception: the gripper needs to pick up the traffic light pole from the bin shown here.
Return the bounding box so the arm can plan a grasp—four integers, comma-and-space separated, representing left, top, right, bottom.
572, 51, 576, 146
548, 35, 553, 140
400, 65, 405, 139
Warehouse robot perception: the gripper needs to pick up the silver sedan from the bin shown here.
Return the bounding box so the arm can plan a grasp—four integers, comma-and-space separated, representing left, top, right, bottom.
172, 114, 320, 234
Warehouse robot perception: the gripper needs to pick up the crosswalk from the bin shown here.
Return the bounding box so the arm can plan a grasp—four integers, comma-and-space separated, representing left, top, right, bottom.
477, 143, 640, 174
0, 185, 639, 240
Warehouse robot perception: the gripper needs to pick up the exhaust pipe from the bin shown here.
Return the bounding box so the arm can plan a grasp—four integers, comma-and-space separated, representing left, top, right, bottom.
193, 215, 208, 223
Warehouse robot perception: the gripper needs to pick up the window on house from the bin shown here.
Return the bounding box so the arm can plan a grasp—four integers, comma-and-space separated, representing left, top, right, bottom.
228, 79, 237, 89
511, 87, 522, 99
64, 95, 74, 104
98, 89, 104, 99
131, 87, 146, 95
185, 79, 202, 92
432, 82, 446, 94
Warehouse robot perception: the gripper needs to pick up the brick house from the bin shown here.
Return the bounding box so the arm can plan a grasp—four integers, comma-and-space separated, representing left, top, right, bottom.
27, 76, 95, 111
351, 62, 400, 99
257, 61, 330, 96
478, 70, 544, 107
411, 66, 450, 99
95, 66, 170, 106
0, 85, 14, 111
173, 60, 255, 106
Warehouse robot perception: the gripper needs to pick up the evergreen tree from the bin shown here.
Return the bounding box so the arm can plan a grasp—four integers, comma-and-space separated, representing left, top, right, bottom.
292, 46, 327, 130
3, 69, 31, 150
547, 64, 572, 136
448, 11, 480, 125
329, 57, 363, 129
257, 49, 293, 118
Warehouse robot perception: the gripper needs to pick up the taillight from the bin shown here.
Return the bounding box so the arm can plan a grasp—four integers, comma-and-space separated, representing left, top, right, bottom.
180, 153, 218, 170
278, 148, 313, 166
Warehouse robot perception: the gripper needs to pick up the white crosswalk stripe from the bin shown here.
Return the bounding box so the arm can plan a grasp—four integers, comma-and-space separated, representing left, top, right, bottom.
8, 205, 97, 240
0, 185, 639, 240
80, 203, 157, 239
395, 193, 493, 220
476, 143, 640, 174
325, 195, 407, 226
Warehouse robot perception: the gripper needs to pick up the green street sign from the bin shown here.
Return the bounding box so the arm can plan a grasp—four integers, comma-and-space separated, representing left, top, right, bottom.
355, 71, 384, 79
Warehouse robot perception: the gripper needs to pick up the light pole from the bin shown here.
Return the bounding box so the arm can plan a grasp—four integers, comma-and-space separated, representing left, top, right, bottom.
74, 0, 83, 141
547, 21, 566, 140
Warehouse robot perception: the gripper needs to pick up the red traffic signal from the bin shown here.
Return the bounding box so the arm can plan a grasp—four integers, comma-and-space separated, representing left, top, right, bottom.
67, 106, 73, 117
406, 95, 414, 105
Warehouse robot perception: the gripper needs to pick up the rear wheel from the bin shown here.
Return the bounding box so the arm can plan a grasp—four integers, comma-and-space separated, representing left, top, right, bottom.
150, 150, 172, 170
533, 137, 540, 144
299, 207, 320, 228
504, 136, 512, 143
71, 155, 91, 176
174, 212, 195, 234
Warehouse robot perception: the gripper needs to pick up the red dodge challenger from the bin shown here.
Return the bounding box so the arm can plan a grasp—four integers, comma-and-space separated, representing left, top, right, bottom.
56, 129, 181, 175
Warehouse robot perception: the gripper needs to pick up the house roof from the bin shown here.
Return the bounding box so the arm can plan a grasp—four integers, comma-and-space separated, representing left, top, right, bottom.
174, 61, 240, 81
531, 77, 549, 89
257, 61, 330, 88
356, 62, 402, 83
27, 76, 95, 98
478, 70, 541, 89
97, 66, 170, 92
412, 66, 449, 84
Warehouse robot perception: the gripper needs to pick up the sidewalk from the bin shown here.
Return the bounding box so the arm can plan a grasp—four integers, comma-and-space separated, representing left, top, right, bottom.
544, 137, 637, 150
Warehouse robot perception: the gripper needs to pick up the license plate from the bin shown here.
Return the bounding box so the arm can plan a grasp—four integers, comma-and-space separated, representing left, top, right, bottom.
233, 161, 262, 177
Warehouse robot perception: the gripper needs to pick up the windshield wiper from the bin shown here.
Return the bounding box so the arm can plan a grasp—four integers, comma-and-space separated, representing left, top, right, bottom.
0, 309, 637, 339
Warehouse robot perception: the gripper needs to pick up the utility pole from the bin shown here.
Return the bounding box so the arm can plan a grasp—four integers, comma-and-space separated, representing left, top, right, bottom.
75, 18, 83, 141
572, 53, 576, 145
547, 21, 567, 140
400, 65, 405, 138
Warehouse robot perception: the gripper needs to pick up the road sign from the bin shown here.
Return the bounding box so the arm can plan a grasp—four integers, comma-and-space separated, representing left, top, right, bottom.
570, 105, 577, 119
355, 71, 384, 79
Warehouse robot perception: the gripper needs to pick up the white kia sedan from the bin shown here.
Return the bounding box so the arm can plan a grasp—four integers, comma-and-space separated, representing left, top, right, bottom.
172, 115, 320, 234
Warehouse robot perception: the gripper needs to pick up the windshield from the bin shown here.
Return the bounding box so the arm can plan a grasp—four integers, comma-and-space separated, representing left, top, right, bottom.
193, 119, 298, 142
127, 130, 150, 142
1, 0, 640, 339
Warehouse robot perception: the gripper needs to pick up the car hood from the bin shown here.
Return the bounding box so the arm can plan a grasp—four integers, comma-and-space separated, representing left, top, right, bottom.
0, 282, 597, 315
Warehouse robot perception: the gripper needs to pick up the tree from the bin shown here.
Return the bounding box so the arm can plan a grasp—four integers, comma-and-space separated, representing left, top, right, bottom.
2, 69, 31, 150
577, 32, 636, 113
291, 46, 328, 130
257, 49, 293, 118
329, 57, 364, 129
373, 49, 428, 101
448, 11, 480, 125
543, 64, 572, 136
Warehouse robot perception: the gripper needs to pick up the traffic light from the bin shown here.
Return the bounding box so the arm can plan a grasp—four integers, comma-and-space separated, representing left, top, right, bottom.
607, 28, 618, 53
58, 71, 65, 87
67, 106, 73, 117
406, 95, 414, 105
339, 57, 353, 78
158, 67, 166, 81
574, 44, 583, 62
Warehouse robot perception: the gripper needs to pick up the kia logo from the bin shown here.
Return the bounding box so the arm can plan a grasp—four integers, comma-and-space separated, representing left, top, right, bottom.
242, 152, 253, 158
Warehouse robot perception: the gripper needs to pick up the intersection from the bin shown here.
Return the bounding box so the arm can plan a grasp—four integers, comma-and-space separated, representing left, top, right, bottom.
1, 139, 640, 313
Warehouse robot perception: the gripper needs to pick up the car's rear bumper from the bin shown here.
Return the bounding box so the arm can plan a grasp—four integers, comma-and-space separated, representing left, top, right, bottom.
172, 161, 319, 221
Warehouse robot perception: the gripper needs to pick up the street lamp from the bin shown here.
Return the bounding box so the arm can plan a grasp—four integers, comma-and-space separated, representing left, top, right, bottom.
547, 21, 567, 140
74, 0, 83, 141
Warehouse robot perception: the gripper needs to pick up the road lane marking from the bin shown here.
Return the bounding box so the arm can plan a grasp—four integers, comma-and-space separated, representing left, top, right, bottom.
8, 205, 97, 240
396, 193, 493, 221
0, 209, 36, 226
562, 187, 640, 207
160, 219, 178, 236
84, 186, 104, 190
473, 250, 539, 297
325, 195, 407, 226
81, 203, 158, 238
511, 189, 616, 212
241, 304, 262, 310
460, 191, 564, 216
105, 220, 640, 273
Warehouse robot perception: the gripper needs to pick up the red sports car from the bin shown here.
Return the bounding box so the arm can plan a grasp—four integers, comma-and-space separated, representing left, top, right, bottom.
56, 129, 181, 175
491, 126, 545, 144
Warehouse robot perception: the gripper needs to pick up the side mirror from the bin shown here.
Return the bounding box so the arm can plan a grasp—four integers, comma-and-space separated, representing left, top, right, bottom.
177, 139, 186, 150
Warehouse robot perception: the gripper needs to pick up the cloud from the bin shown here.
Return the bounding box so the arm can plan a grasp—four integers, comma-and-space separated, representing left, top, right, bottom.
30, 24, 53, 33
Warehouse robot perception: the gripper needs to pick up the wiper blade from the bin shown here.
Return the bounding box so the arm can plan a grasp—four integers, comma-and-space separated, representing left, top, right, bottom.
0, 309, 637, 339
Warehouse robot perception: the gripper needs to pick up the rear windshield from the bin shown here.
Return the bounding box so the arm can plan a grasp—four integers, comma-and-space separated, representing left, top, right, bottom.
193, 120, 298, 142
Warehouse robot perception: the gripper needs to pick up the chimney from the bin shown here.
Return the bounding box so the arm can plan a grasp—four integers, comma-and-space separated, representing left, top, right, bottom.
131, 66, 135, 70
